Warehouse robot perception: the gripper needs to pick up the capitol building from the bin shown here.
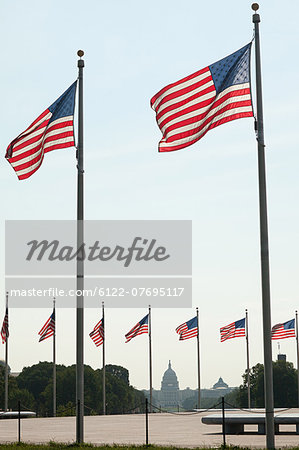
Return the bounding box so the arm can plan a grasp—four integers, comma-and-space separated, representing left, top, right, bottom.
144, 360, 234, 408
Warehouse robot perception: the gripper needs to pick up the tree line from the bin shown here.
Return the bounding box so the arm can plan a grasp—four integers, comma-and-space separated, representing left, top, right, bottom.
0, 362, 145, 416
182, 359, 298, 410
2, 359, 296, 414
226, 359, 298, 408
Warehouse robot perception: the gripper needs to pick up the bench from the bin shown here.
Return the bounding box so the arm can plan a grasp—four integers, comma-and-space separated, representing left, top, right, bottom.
0, 411, 36, 419
202, 413, 299, 434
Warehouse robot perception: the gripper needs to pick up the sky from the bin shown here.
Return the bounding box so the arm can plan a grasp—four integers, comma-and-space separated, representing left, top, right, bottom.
0, 0, 299, 394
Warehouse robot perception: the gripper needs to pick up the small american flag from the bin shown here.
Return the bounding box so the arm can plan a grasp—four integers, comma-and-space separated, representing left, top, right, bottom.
1, 308, 9, 344
220, 318, 245, 342
151, 43, 253, 152
38, 310, 55, 342
176, 316, 198, 340
272, 319, 295, 340
6, 81, 77, 180
125, 314, 149, 343
89, 318, 104, 347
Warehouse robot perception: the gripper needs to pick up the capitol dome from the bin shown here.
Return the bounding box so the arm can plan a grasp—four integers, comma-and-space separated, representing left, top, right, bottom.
213, 377, 228, 389
161, 360, 179, 391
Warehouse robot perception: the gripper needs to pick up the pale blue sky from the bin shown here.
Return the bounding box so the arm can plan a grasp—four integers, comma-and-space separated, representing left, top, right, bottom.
0, 0, 298, 392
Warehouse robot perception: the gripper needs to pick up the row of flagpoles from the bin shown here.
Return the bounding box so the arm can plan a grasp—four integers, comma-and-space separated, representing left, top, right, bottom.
3, 296, 299, 416
2, 4, 281, 447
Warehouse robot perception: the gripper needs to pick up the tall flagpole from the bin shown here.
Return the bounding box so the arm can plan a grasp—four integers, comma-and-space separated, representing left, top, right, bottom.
149, 306, 153, 413
4, 292, 8, 412
76, 49, 85, 443
196, 307, 201, 409
295, 310, 299, 407
53, 298, 56, 417
245, 309, 251, 408
252, 4, 274, 448
102, 301, 106, 415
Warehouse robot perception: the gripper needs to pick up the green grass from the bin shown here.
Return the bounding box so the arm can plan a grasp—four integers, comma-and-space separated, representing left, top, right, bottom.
0, 445, 297, 450
0, 444, 248, 450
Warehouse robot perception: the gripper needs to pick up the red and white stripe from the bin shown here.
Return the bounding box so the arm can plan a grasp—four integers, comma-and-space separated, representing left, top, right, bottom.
151, 67, 252, 152
175, 322, 198, 340
175, 322, 188, 335
179, 328, 198, 341
271, 324, 296, 340
1, 309, 9, 344
90, 319, 104, 347
38, 315, 55, 342
220, 321, 245, 342
6, 110, 75, 180
125, 323, 148, 343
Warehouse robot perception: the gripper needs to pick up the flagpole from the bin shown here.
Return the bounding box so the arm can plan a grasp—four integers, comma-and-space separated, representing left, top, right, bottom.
76, 49, 85, 444
296, 310, 299, 407
53, 298, 56, 417
252, 4, 274, 448
196, 307, 201, 409
245, 309, 251, 408
149, 306, 153, 413
102, 301, 106, 415
4, 292, 8, 412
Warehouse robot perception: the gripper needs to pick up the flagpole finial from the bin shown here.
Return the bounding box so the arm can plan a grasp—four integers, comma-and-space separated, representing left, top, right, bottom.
77, 50, 84, 58
251, 3, 259, 11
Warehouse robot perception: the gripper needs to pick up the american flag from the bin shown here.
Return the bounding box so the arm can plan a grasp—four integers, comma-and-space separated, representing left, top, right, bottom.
176, 316, 198, 340
125, 314, 149, 343
89, 318, 104, 347
272, 319, 296, 340
220, 318, 245, 342
38, 310, 55, 342
151, 43, 253, 152
1, 308, 9, 344
6, 81, 77, 180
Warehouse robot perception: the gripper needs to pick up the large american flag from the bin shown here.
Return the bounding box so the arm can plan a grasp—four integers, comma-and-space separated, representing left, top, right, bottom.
1, 308, 9, 344
220, 318, 245, 342
125, 314, 149, 343
89, 318, 104, 347
176, 316, 198, 340
38, 310, 55, 342
272, 319, 296, 340
151, 43, 253, 152
6, 81, 77, 180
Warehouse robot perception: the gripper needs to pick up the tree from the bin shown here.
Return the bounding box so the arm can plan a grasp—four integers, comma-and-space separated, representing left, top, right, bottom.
106, 365, 129, 385
232, 360, 298, 408
16, 361, 65, 415
0, 366, 35, 411
12, 361, 144, 416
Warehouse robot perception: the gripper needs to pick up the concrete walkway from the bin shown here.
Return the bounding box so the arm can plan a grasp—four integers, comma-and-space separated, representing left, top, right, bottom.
1, 410, 299, 448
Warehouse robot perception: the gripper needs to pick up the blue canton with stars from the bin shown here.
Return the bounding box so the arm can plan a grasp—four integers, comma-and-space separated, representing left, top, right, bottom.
209, 43, 251, 94
49, 81, 77, 122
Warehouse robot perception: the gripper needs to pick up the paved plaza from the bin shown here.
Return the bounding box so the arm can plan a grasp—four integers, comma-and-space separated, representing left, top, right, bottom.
1, 410, 299, 448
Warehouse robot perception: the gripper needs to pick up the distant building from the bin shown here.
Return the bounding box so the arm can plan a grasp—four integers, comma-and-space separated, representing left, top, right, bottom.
158, 360, 180, 408
143, 361, 234, 408
0, 360, 19, 377
201, 376, 234, 399
213, 377, 228, 389
0, 359, 11, 374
